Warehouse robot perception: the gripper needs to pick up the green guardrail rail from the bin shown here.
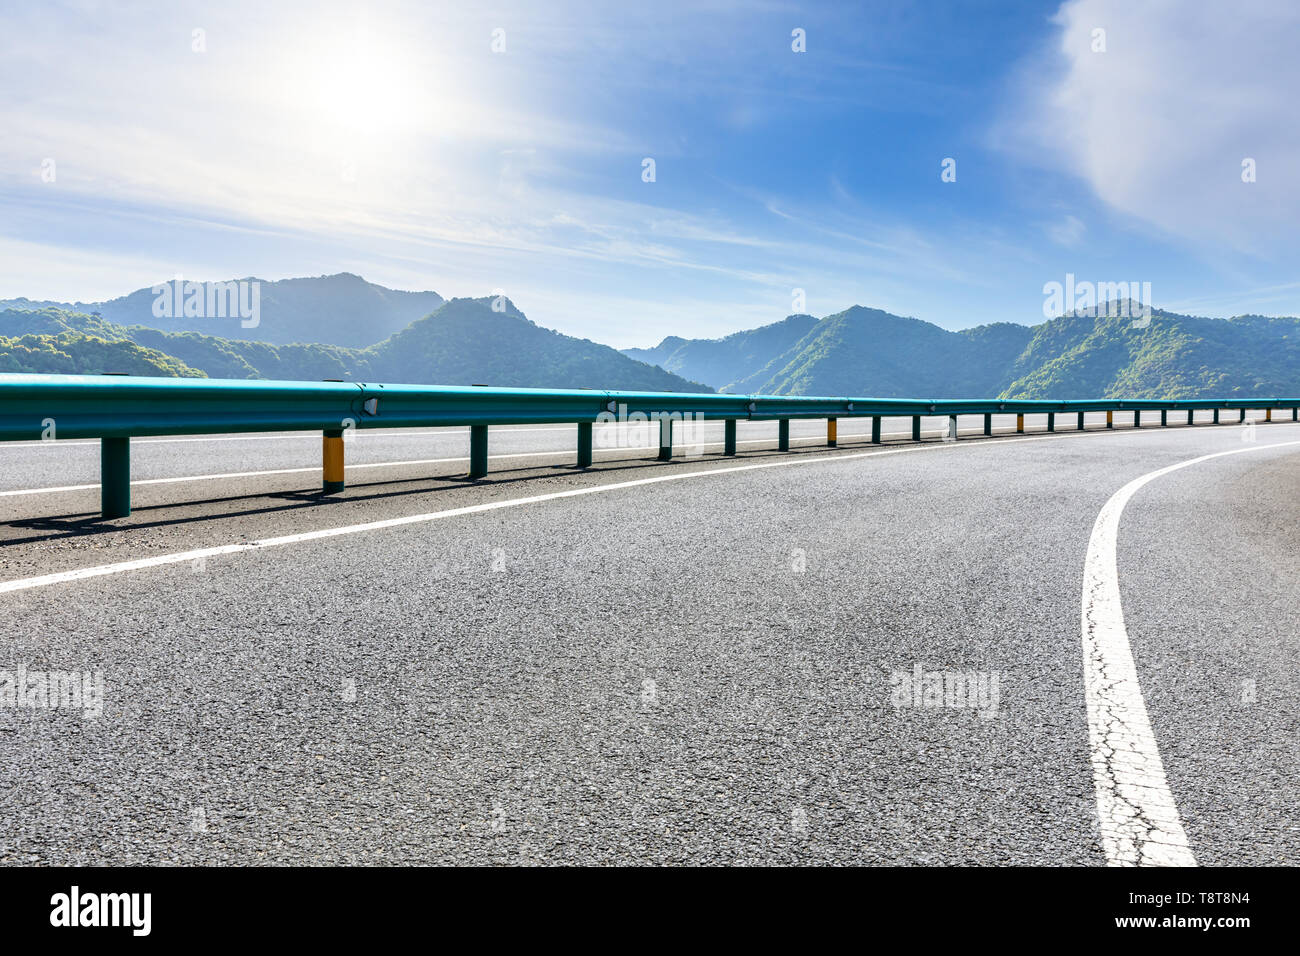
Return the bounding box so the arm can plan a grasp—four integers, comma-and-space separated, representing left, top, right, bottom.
1, 372, 1297, 519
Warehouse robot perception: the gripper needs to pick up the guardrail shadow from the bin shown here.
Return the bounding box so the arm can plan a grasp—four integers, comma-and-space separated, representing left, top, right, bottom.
0, 440, 858, 546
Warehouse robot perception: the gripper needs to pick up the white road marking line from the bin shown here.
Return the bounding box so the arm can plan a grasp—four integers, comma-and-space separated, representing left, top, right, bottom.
0, 414, 1131, 450
1081, 438, 1300, 867
0, 425, 585, 448
2, 419, 1290, 499
0, 433, 1073, 594
4, 417, 1284, 499
0, 420, 870, 449
0, 430, 950, 497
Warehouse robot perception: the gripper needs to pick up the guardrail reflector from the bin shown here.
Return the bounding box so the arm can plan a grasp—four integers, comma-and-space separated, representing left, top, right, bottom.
322, 431, 345, 494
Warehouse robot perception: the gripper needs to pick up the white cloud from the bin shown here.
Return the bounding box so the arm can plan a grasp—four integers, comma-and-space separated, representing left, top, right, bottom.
1007, 0, 1300, 253
1046, 214, 1086, 247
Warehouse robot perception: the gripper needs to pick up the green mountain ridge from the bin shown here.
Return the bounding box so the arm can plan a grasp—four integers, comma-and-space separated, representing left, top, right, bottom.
625, 304, 1300, 399
4, 289, 1297, 399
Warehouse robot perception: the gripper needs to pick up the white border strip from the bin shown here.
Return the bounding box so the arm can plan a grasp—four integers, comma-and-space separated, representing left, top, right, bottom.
0, 437, 1022, 593
1081, 438, 1300, 866
0, 430, 939, 498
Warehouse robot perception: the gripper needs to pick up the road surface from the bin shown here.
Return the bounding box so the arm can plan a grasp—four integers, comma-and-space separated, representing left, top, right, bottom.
1, 413, 1297, 864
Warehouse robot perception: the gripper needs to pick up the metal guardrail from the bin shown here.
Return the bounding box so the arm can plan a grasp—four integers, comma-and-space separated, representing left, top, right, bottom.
1, 373, 1297, 519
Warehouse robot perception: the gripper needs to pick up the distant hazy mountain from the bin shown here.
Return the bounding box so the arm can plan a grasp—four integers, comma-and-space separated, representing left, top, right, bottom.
0, 298, 710, 392
0, 273, 444, 348
622, 314, 819, 391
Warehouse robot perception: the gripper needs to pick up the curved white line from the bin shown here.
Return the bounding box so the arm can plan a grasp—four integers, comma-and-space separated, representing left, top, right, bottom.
1081, 438, 1300, 866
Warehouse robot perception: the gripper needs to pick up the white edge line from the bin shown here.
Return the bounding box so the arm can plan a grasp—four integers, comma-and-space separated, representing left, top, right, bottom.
6, 419, 1280, 499
0, 412, 1217, 450
1081, 438, 1300, 867
0, 429, 963, 497
2, 433, 1053, 593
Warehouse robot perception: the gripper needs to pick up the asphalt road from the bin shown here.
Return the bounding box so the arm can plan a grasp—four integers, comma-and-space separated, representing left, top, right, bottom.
1, 412, 1296, 864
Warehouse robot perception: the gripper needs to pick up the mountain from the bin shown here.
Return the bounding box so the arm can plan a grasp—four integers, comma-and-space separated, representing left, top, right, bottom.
999, 307, 1300, 399
0, 310, 207, 377
5, 284, 1298, 398
621, 314, 819, 391
0, 273, 444, 348
0, 298, 710, 392
627, 304, 1300, 399
363, 297, 707, 390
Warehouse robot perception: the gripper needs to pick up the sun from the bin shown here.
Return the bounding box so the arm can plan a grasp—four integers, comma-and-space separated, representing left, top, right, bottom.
310, 44, 409, 137
280, 27, 419, 145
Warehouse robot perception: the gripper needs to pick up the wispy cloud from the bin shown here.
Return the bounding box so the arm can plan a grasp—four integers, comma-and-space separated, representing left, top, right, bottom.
3, 0, 1297, 345
1001, 0, 1300, 254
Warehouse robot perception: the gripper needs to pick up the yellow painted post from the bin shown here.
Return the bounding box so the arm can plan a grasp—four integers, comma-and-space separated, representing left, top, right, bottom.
322, 429, 345, 493
1106, 410, 1114, 429
827, 418, 837, 447
1266, 408, 1272, 422
1016, 413, 1024, 434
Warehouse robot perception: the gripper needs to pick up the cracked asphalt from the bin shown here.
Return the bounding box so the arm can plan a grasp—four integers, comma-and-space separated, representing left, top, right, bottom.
1, 413, 1297, 864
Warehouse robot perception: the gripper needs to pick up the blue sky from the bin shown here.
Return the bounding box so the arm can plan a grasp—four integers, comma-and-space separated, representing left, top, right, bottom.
2, 0, 1298, 347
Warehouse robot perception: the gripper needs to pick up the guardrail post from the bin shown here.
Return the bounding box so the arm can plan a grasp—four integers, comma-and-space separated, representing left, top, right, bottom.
1213, 408, 1219, 424
724, 419, 737, 455
911, 416, 921, 441
1106, 410, 1114, 429
101, 436, 131, 518
469, 424, 489, 478
871, 416, 881, 444
778, 418, 790, 451
1188, 409, 1194, 425
948, 414, 958, 440
1161, 409, 1167, 426
1016, 413, 1024, 434
658, 416, 673, 460
1293, 407, 1298, 422
1047, 412, 1055, 433
577, 422, 593, 468
1077, 411, 1085, 430
827, 418, 837, 447
983, 413, 992, 436
1134, 410, 1141, 428
1239, 408, 1246, 423
1266, 408, 1272, 422
322, 429, 344, 494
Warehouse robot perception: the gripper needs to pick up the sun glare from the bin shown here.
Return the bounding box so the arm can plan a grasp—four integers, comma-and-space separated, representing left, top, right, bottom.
280, 29, 420, 146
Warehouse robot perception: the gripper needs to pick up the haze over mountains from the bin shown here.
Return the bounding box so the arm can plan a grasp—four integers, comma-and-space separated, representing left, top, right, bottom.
0, 292, 708, 392
0, 273, 444, 348
3, 274, 1298, 398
